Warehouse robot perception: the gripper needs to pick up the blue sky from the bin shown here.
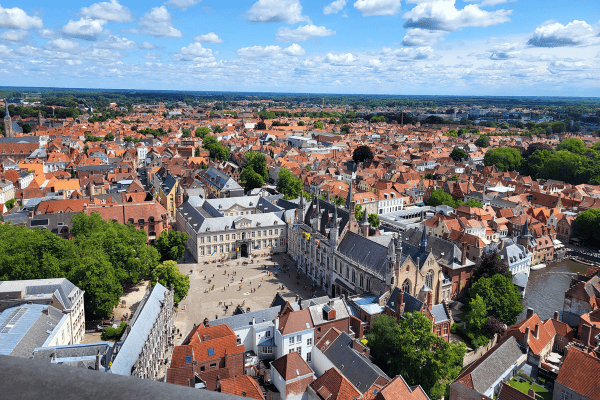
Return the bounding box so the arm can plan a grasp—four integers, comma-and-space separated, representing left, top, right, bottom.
0, 0, 599, 96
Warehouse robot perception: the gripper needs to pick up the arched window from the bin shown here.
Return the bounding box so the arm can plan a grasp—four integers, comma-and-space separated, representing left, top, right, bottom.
359, 274, 364, 288
402, 279, 411, 294
425, 270, 434, 289
351, 269, 356, 284
366, 278, 371, 292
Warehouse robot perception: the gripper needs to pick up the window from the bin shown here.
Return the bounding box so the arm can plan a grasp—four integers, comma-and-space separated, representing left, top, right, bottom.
307, 338, 312, 346
207, 236, 211, 243
306, 352, 311, 362
275, 229, 279, 235
280, 238, 285, 246
200, 237, 205, 244
252, 231, 255, 238
257, 230, 261, 237
269, 239, 273, 247
213, 235, 217, 243
200, 366, 205, 372
220, 235, 224, 242
266, 331, 271, 337
289, 337, 295, 345
226, 234, 229, 241
296, 347, 302, 355
185, 356, 192, 364
200, 247, 205, 256
352, 269, 356, 284
297, 335, 302, 342
263, 347, 273, 354
289, 349, 294, 354
425, 270, 434, 289
210, 363, 217, 368
226, 244, 230, 252
213, 245, 217, 254
219, 245, 223, 254
208, 348, 215, 356
560, 393, 568, 400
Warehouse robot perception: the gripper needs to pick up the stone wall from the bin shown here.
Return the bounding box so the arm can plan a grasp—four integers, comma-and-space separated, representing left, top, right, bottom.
462, 333, 498, 367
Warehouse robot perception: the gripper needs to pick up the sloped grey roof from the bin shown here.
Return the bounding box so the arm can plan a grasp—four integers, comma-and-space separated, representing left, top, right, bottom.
212, 306, 280, 331
337, 231, 390, 276
430, 304, 449, 324
468, 336, 525, 393
385, 287, 423, 314
0, 278, 79, 309
323, 332, 390, 394
308, 298, 349, 326
303, 198, 348, 238
402, 228, 474, 269
109, 284, 168, 376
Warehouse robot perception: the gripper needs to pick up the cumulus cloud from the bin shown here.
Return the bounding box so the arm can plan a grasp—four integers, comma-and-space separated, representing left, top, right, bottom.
403, 0, 512, 31
381, 46, 436, 61
139, 41, 156, 50
245, 0, 310, 24
62, 18, 107, 41
79, 0, 132, 23
402, 28, 445, 46
464, 0, 514, 7
0, 30, 29, 43
488, 42, 521, 59
95, 35, 136, 50
324, 52, 355, 65
138, 6, 182, 37
38, 29, 57, 39
0, 6, 43, 29
527, 20, 598, 47
166, 0, 203, 11
237, 43, 305, 58
354, 0, 401, 16
194, 32, 224, 43
174, 42, 216, 62
324, 0, 347, 14
44, 38, 80, 52
275, 25, 336, 42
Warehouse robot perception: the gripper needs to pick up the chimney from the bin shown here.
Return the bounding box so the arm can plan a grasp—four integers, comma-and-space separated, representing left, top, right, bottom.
533, 323, 539, 339
526, 307, 534, 319
461, 242, 467, 265
553, 311, 560, 321
524, 326, 530, 344
95, 350, 101, 371
581, 324, 592, 347
427, 291, 433, 311
396, 290, 404, 317
528, 389, 535, 398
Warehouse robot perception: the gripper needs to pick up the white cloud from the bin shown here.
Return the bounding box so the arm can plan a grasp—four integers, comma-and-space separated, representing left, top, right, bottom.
464, 0, 514, 7
95, 35, 136, 49
62, 18, 107, 41
275, 25, 336, 42
237, 43, 305, 58
0, 30, 29, 43
140, 41, 156, 50
354, 0, 401, 16
324, 0, 347, 14
381, 46, 436, 61
174, 42, 216, 62
166, 0, 203, 11
138, 6, 182, 38
487, 42, 521, 59
324, 52, 355, 64
403, 0, 512, 31
44, 38, 80, 52
0, 6, 43, 29
245, 0, 310, 24
527, 20, 599, 47
194, 32, 224, 43
80, 0, 132, 23
402, 28, 445, 46
38, 29, 57, 39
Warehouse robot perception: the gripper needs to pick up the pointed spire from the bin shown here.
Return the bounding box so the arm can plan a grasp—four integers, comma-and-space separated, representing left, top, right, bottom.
333, 203, 338, 226
299, 191, 305, 209
4, 100, 9, 118
521, 219, 532, 238
361, 206, 369, 225
326, 189, 331, 202
346, 179, 353, 210
420, 227, 428, 252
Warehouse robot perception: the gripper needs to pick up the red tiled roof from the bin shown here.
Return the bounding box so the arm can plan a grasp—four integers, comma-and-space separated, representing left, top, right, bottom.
496, 382, 533, 400
506, 313, 554, 355
373, 376, 429, 400
220, 376, 265, 400
310, 368, 360, 400
555, 348, 600, 399
278, 308, 314, 335
316, 327, 342, 352
271, 352, 313, 381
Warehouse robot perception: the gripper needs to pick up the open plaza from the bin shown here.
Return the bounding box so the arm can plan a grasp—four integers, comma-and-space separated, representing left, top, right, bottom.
173, 252, 326, 345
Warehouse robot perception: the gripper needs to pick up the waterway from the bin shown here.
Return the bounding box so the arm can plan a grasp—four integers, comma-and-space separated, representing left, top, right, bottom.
518, 260, 590, 323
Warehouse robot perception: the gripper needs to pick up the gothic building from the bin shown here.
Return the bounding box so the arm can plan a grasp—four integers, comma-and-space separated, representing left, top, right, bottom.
4, 101, 14, 138
287, 181, 449, 305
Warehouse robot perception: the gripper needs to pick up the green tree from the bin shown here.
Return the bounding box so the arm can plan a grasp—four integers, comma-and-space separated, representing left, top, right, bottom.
181, 128, 191, 138
483, 147, 523, 171
155, 230, 190, 261
455, 199, 483, 208
297, 121, 305, 126
556, 138, 586, 154
22, 123, 32, 133
449, 175, 460, 181
427, 189, 455, 207
194, 147, 200, 157
240, 167, 264, 192
462, 294, 491, 348
104, 133, 114, 141
450, 147, 467, 162
243, 151, 268, 181
475, 135, 490, 148
151, 260, 190, 304
314, 121, 324, 129
4, 198, 16, 210
574, 209, 600, 246
422, 173, 435, 180
368, 214, 380, 228
195, 126, 211, 138
213, 125, 224, 133
470, 274, 523, 326
256, 121, 267, 130
551, 121, 567, 133
355, 204, 365, 221
277, 168, 303, 199
472, 251, 511, 281
334, 196, 345, 207
367, 313, 466, 398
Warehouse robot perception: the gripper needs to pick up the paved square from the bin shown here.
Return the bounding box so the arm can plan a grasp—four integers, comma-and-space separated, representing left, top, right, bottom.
174, 253, 326, 345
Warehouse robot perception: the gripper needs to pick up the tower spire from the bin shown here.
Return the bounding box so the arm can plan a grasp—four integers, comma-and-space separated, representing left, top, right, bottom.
346, 179, 353, 210
420, 227, 428, 252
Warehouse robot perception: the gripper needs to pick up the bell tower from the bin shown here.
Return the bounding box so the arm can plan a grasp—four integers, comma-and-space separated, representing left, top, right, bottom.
4, 100, 14, 137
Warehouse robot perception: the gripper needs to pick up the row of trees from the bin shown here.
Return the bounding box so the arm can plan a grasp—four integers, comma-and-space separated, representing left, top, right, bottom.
0, 214, 190, 318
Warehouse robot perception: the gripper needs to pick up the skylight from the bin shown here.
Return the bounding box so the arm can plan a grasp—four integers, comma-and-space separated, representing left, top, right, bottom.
208, 348, 215, 356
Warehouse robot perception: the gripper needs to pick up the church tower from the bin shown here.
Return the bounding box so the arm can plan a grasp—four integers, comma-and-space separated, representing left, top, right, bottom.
4, 100, 14, 137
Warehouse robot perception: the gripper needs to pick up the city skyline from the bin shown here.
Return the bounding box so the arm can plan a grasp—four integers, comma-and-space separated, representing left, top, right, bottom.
0, 0, 599, 96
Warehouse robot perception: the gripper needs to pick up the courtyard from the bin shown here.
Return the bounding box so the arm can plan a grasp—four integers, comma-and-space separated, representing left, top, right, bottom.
174, 252, 327, 345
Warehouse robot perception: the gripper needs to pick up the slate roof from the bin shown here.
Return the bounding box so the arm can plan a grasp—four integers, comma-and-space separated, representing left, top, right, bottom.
430, 304, 450, 324
402, 228, 474, 270
308, 298, 350, 326
212, 306, 280, 331
385, 287, 423, 314
303, 198, 349, 239
322, 332, 390, 394
0, 278, 79, 309
337, 232, 390, 277
110, 283, 169, 376
454, 336, 525, 394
